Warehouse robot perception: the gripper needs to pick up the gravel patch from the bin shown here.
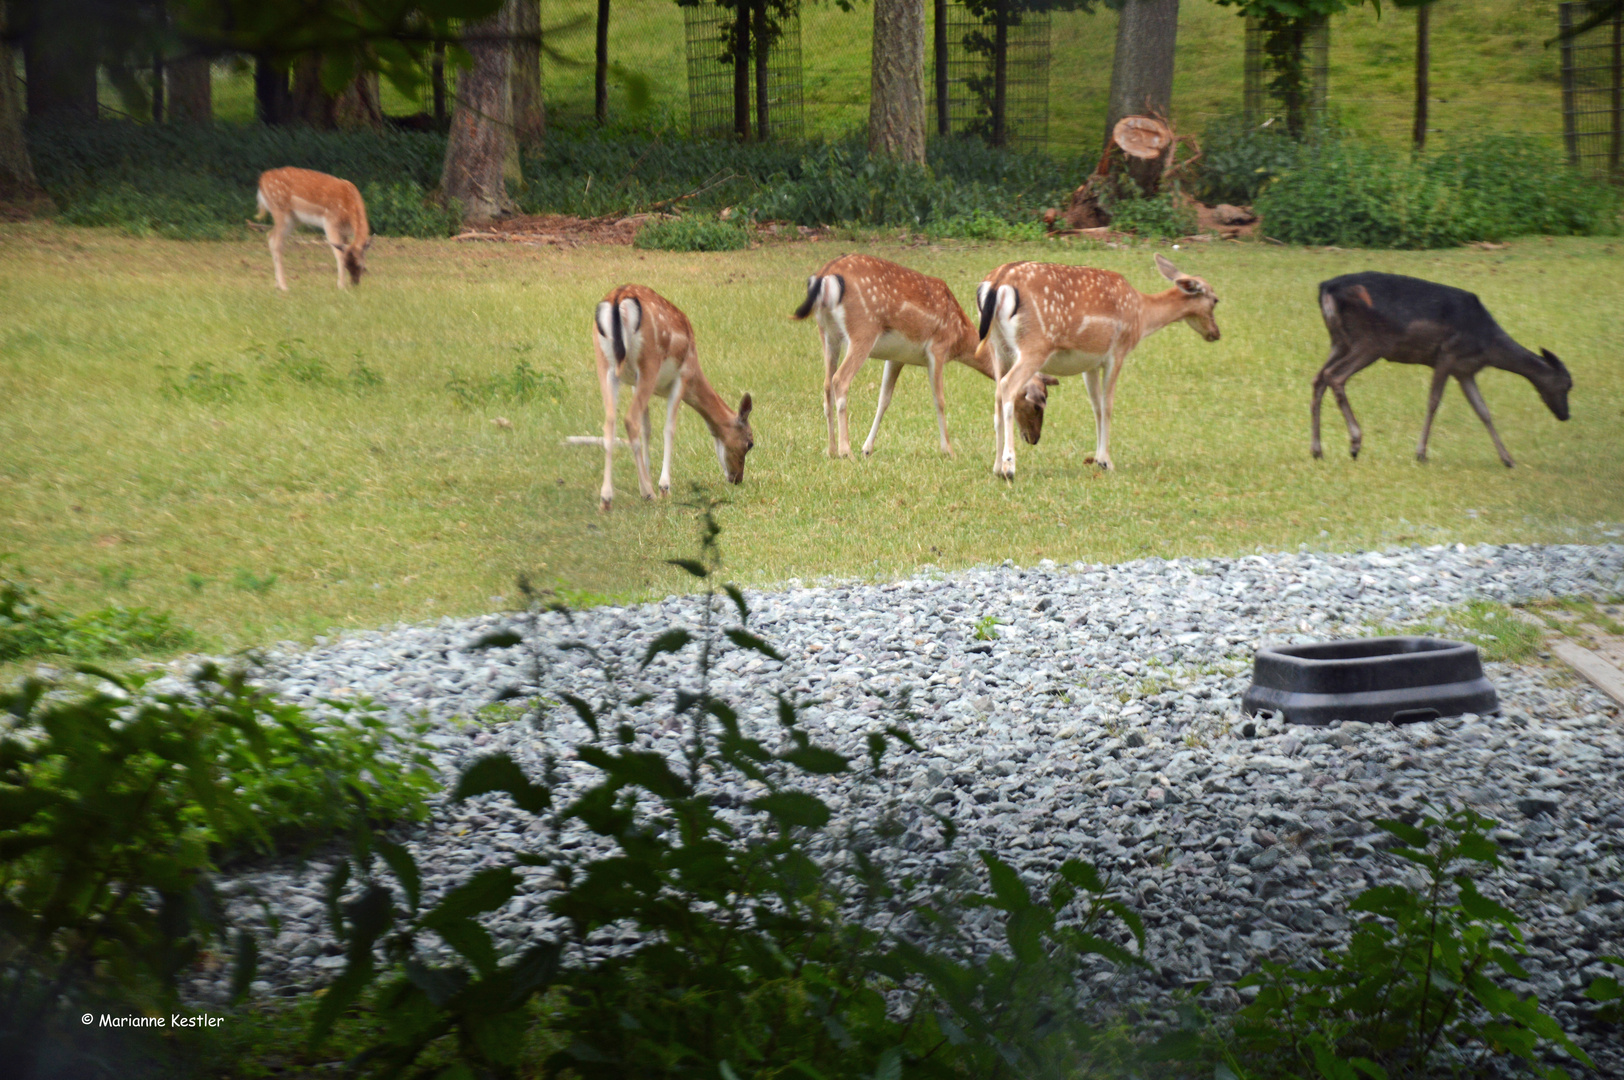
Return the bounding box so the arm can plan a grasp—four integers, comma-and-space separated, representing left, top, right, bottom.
199, 543, 1624, 1073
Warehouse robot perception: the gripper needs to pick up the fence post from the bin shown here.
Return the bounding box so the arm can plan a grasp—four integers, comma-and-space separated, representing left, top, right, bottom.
935, 0, 949, 136
1560, 3, 1579, 167
1611, 8, 1621, 176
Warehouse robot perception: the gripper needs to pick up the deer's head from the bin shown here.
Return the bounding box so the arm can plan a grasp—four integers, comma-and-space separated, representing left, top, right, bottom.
1536, 348, 1572, 421
337, 237, 372, 286
716, 393, 755, 484
1155, 254, 1220, 342
1014, 373, 1059, 445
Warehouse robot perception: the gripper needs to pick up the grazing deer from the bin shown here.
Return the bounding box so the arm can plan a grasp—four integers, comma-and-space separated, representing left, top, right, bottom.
791, 253, 1055, 458
1312, 273, 1571, 467
593, 285, 754, 512
976, 255, 1219, 479
255, 167, 372, 291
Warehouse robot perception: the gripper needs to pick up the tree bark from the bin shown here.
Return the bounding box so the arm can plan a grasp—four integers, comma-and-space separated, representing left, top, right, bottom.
732, 0, 751, 140
167, 55, 213, 125
22, 1, 99, 121
255, 57, 293, 125
293, 56, 382, 130
1104, 0, 1179, 192
595, 0, 611, 125
934, 0, 949, 136
432, 41, 447, 124
513, 0, 545, 145
991, 0, 1008, 147
151, 54, 165, 122
442, 1, 516, 223
753, 0, 771, 141
869, 0, 926, 164
1, 3, 44, 204
1412, 2, 1429, 151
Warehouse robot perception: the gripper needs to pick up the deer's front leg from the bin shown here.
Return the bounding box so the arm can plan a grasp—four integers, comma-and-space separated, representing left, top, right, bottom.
1082, 367, 1105, 466
1457, 373, 1515, 468
597, 355, 619, 512
1094, 353, 1128, 471
862, 360, 904, 457
926, 345, 953, 456
658, 376, 684, 495
995, 351, 1044, 480
1416, 365, 1451, 463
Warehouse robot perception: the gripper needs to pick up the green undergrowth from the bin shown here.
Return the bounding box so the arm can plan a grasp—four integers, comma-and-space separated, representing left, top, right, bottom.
1372, 599, 1545, 664
1, 557, 198, 663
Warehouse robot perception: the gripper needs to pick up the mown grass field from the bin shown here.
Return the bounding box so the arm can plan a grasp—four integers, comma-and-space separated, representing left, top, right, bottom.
1, 225, 1620, 658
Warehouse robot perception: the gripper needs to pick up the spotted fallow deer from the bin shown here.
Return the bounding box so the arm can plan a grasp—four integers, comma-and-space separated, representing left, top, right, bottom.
1312, 272, 1571, 467
791, 253, 1055, 458
255, 167, 372, 291
593, 285, 754, 512
976, 255, 1220, 479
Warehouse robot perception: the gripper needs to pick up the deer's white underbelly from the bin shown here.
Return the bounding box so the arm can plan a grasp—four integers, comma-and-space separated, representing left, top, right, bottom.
870, 330, 929, 365
293, 208, 330, 230
1040, 349, 1109, 377
650, 358, 681, 396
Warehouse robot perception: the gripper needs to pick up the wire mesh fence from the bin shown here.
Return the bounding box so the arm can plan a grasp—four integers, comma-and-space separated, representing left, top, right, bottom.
933, 2, 1051, 151
1559, 1, 1623, 179
683, 0, 804, 142
1243, 14, 1328, 132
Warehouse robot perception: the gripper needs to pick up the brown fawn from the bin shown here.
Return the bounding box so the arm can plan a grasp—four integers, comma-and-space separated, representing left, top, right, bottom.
255, 167, 372, 291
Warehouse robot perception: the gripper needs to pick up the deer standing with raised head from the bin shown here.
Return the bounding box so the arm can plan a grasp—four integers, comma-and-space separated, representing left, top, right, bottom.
1312, 272, 1571, 467
593, 285, 754, 512
255, 167, 372, 291
976, 255, 1220, 479
792, 253, 1055, 458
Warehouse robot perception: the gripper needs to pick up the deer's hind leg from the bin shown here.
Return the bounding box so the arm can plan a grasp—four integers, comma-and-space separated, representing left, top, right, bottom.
829, 330, 879, 459
267, 214, 293, 292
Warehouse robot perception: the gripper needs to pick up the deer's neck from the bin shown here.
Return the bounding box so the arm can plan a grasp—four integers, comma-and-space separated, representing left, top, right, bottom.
1137, 287, 1195, 341
1484, 337, 1553, 387
682, 366, 736, 436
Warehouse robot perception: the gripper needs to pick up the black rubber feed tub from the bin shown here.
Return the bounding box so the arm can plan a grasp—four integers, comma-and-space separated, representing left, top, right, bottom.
1242, 636, 1498, 727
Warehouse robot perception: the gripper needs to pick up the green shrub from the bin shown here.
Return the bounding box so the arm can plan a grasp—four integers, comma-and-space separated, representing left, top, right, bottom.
0, 559, 197, 662
1256, 134, 1620, 248
359, 180, 462, 239
1224, 803, 1591, 1079
1103, 185, 1199, 239
633, 215, 750, 251
445, 355, 567, 407
925, 208, 1047, 241
1194, 116, 1303, 206
0, 663, 438, 1077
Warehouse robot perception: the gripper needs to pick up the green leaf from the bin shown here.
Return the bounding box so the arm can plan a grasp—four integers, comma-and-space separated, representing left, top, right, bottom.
307, 957, 374, 1050
560, 693, 600, 738
434, 916, 497, 976
749, 791, 831, 828
455, 753, 552, 814
641, 629, 693, 669
778, 745, 849, 775
424, 867, 519, 926
666, 558, 709, 578
1058, 858, 1105, 894
724, 627, 784, 662
1374, 817, 1429, 848
723, 583, 749, 622
872, 1046, 903, 1080
229, 931, 258, 1004
468, 629, 522, 650
376, 837, 422, 912
979, 851, 1031, 910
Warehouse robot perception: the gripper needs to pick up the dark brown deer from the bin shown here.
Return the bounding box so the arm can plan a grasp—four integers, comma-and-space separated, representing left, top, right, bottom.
1312, 272, 1571, 468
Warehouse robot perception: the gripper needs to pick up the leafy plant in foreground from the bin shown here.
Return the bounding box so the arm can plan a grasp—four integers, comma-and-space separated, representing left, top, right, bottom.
0, 557, 198, 663
307, 501, 1151, 1079
0, 664, 436, 1079
1224, 803, 1592, 1080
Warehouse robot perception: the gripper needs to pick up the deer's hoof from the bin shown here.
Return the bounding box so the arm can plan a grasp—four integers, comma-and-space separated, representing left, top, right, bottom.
599, 498, 612, 514
1311, 447, 1324, 460
659, 484, 671, 497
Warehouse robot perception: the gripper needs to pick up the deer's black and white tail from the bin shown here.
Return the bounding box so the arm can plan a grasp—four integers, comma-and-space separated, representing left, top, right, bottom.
792, 274, 844, 320
595, 293, 643, 363
977, 281, 1019, 343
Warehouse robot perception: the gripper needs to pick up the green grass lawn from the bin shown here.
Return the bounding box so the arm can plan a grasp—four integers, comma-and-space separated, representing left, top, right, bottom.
170, 0, 1566, 156
2, 226, 1620, 659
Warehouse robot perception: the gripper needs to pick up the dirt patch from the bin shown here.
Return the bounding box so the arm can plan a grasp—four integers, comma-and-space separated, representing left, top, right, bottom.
451, 213, 660, 247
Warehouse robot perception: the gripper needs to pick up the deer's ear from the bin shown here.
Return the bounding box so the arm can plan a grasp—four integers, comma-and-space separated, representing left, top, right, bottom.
1177, 277, 1203, 296
1155, 253, 1182, 282
363, 237, 374, 250
737, 393, 753, 423
1039, 373, 1060, 386
330, 243, 345, 251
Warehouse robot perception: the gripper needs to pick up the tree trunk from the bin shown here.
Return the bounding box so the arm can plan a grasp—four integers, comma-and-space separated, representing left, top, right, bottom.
432, 41, 447, 124
1104, 0, 1179, 192
753, 0, 771, 141
1412, 2, 1430, 151
167, 55, 213, 125
22, 3, 99, 122
442, 1, 516, 223
513, 0, 545, 145
595, 0, 610, 125
732, 0, 751, 140
292, 56, 381, 129
255, 57, 293, 125
991, 0, 1008, 147
869, 0, 926, 164
1, 3, 44, 204
152, 54, 165, 122
934, 0, 949, 136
